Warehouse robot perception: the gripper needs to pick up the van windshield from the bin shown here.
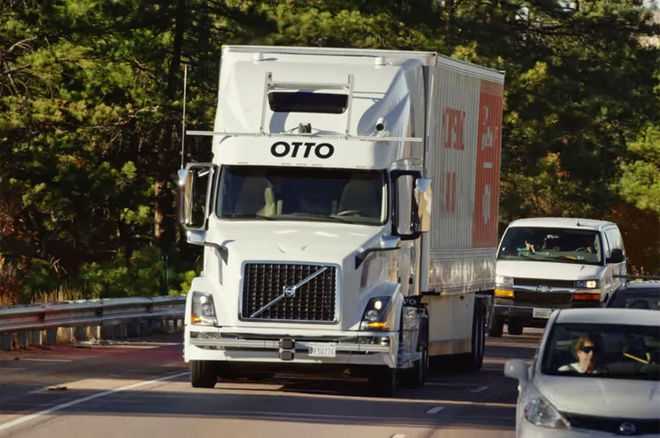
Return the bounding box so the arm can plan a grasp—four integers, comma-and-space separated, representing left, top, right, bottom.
217, 165, 386, 225
497, 227, 603, 265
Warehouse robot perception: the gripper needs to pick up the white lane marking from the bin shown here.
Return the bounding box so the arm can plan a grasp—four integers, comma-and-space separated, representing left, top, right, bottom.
20, 359, 73, 363
391, 434, 407, 438
426, 406, 445, 414
0, 371, 190, 433
469, 385, 489, 393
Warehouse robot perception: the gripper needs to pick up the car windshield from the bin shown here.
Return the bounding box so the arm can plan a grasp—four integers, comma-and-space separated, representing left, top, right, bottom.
541, 323, 660, 380
608, 287, 660, 310
497, 227, 602, 265
217, 165, 386, 225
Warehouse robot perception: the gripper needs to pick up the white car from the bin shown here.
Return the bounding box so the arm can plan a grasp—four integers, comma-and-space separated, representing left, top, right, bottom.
505, 308, 660, 437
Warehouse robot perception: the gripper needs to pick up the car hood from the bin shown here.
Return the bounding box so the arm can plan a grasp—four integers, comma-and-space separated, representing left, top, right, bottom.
536, 374, 660, 419
497, 260, 602, 281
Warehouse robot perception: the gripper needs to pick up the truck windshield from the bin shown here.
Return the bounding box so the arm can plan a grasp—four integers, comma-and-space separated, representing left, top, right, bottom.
541, 323, 660, 381
497, 227, 602, 265
217, 165, 386, 225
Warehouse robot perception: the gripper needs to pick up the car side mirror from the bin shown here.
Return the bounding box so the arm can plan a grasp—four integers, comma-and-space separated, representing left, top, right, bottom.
607, 248, 625, 264
504, 359, 529, 385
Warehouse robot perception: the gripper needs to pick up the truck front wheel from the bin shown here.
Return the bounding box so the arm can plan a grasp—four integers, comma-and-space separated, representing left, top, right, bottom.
368, 366, 397, 397
191, 360, 217, 388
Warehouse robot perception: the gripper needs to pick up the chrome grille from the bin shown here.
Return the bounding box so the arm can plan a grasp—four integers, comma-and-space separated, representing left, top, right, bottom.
241, 263, 336, 322
514, 278, 575, 288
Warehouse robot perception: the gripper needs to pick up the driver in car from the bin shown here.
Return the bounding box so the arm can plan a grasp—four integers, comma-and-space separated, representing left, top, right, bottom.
559, 335, 600, 374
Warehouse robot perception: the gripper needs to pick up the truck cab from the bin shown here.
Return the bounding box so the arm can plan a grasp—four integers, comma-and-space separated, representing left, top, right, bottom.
178, 45, 504, 395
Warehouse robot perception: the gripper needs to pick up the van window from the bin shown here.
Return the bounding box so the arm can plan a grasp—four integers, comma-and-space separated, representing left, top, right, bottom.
497, 227, 603, 266
605, 228, 624, 254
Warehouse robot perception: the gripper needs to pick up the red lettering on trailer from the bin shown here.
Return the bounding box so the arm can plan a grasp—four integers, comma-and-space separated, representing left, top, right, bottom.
442, 108, 465, 150
445, 171, 456, 214
472, 81, 503, 247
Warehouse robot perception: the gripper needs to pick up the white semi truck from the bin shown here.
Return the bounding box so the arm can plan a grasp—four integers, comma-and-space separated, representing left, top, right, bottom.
178, 46, 505, 396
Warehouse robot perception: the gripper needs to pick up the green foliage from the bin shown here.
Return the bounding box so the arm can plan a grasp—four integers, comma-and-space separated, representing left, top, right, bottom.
79, 246, 188, 298
0, 0, 658, 302
617, 125, 660, 214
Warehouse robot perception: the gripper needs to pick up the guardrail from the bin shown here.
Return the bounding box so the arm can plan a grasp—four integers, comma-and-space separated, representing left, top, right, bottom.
0, 296, 185, 351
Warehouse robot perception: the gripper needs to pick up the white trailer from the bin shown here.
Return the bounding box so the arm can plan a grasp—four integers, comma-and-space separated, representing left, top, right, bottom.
178, 45, 504, 396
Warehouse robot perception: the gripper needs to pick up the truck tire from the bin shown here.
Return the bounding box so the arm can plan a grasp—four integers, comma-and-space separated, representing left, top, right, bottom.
453, 302, 486, 371
191, 360, 217, 388
401, 318, 429, 388
368, 366, 397, 397
489, 317, 504, 337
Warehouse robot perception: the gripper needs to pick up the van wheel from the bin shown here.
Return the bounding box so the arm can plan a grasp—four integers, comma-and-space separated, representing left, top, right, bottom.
508, 320, 523, 335
489, 317, 504, 337
191, 360, 217, 388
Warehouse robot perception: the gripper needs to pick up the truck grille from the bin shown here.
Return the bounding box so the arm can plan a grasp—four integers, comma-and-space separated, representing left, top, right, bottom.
241, 263, 337, 322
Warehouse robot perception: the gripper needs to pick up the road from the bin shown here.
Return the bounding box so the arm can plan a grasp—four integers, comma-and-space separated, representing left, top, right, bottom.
0, 330, 542, 438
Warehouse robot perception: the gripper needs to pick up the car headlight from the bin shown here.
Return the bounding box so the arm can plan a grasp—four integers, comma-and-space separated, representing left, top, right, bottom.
191, 291, 218, 326
576, 279, 599, 289
523, 396, 570, 429
360, 296, 393, 331
496, 275, 514, 288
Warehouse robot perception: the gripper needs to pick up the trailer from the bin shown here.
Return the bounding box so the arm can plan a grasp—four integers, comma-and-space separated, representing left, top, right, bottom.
178, 45, 504, 396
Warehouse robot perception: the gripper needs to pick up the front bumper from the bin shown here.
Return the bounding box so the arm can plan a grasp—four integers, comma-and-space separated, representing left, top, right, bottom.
494, 292, 600, 327
185, 328, 398, 368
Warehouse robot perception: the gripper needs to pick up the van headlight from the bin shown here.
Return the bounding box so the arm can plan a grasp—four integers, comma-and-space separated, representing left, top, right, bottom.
360, 296, 393, 331
576, 279, 599, 289
191, 291, 218, 326
496, 275, 514, 288
523, 396, 570, 429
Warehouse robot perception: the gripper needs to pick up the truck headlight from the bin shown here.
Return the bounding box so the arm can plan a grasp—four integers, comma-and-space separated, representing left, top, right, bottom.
576, 279, 599, 289
360, 296, 392, 331
523, 396, 569, 429
191, 291, 218, 326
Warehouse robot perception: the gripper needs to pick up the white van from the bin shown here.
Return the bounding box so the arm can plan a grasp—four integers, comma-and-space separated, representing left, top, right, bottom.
491, 218, 627, 336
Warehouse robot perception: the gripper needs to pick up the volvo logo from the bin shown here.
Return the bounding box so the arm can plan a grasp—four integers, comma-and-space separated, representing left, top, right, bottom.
283, 286, 296, 298
536, 285, 552, 293
270, 141, 335, 159
618, 422, 637, 435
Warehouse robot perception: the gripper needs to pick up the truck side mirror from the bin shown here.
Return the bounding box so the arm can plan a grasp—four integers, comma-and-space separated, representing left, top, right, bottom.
177, 163, 215, 231
391, 170, 422, 241
607, 248, 625, 264
415, 177, 432, 233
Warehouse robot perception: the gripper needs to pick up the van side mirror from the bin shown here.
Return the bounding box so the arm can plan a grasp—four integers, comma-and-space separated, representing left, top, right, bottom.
177, 163, 215, 231
607, 248, 625, 264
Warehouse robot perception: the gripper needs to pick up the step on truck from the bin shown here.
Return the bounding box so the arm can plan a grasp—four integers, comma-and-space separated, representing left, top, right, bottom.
178, 45, 505, 396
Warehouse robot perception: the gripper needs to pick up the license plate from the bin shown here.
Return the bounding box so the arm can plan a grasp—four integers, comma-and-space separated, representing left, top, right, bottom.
533, 307, 553, 319
308, 343, 336, 358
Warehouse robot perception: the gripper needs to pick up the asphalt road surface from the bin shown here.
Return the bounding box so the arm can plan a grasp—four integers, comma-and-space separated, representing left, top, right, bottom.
0, 329, 542, 438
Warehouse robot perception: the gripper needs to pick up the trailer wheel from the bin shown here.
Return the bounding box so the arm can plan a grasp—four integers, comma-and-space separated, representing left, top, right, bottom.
368, 367, 397, 397
191, 360, 217, 388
